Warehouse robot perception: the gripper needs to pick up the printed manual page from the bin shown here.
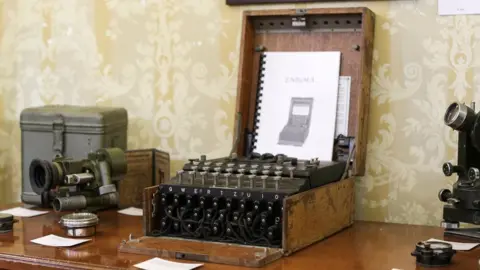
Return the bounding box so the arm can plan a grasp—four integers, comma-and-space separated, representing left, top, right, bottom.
253, 51, 341, 161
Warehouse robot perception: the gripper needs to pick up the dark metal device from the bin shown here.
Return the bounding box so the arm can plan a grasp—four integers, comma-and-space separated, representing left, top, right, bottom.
439, 101, 480, 238
0, 213, 18, 233
149, 152, 347, 248
411, 241, 455, 267
29, 147, 127, 212
20, 105, 128, 206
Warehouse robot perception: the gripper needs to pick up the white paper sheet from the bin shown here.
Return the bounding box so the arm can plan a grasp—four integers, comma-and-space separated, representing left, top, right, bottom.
31, 234, 91, 247
0, 207, 48, 217
118, 207, 143, 216
426, 238, 480, 251
134, 257, 203, 270
438, 0, 480, 15
335, 76, 351, 137
253, 51, 341, 161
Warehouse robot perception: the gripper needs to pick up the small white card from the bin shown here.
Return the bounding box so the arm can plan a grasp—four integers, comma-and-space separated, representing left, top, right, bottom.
426, 238, 480, 251
118, 207, 143, 216
335, 76, 351, 137
0, 207, 48, 217
134, 257, 203, 270
31, 234, 91, 247
438, 0, 480, 16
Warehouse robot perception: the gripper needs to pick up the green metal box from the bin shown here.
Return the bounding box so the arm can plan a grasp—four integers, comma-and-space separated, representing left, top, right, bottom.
19, 105, 128, 206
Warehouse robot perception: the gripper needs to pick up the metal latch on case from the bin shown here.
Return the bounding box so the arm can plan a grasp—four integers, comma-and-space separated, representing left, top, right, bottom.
52, 115, 65, 158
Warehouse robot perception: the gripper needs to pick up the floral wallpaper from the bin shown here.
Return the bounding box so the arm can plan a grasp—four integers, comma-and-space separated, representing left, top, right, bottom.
0, 0, 470, 226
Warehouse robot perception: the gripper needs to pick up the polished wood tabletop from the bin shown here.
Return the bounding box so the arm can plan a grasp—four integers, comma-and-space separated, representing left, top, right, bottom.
0, 204, 479, 270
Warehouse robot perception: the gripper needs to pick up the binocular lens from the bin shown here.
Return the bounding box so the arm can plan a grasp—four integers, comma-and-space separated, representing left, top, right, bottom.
29, 159, 59, 195
32, 163, 47, 190
444, 102, 475, 131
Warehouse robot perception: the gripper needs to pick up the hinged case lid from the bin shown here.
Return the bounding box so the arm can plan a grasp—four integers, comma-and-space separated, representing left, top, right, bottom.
233, 7, 375, 176
20, 105, 128, 132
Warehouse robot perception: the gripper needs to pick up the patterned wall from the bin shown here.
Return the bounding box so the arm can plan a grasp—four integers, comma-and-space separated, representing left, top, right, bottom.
0, 0, 469, 226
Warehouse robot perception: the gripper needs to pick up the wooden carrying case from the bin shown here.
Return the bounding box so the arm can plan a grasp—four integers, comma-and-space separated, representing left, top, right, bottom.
118, 149, 170, 208
119, 7, 375, 267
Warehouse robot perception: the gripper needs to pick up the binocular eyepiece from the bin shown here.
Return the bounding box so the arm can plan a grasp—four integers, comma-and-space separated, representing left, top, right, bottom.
29, 159, 64, 195
28, 148, 127, 211
444, 102, 476, 132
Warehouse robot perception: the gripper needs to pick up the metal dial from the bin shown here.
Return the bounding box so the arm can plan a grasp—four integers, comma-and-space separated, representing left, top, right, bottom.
468, 167, 480, 182
438, 189, 452, 202
442, 162, 454, 176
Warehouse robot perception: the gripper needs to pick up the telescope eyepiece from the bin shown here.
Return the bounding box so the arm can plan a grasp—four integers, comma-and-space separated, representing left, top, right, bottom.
444, 102, 476, 131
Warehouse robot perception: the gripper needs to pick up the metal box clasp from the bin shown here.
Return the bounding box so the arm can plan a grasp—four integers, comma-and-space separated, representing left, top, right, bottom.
52, 115, 65, 159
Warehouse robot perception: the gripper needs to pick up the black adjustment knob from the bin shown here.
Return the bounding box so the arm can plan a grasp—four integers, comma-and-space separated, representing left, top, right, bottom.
160, 217, 168, 228
438, 189, 452, 203
261, 153, 274, 160
443, 162, 460, 176
468, 167, 480, 182
291, 158, 298, 166
250, 152, 261, 160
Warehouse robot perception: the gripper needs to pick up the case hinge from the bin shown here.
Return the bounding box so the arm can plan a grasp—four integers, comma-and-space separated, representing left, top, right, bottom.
295, 8, 307, 15
52, 115, 65, 159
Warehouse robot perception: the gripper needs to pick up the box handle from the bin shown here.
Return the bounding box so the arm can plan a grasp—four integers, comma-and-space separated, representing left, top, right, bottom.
175, 252, 208, 262
52, 115, 65, 159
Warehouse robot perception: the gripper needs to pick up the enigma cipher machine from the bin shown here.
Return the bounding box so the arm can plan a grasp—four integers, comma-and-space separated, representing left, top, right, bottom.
439, 101, 480, 238
148, 135, 354, 248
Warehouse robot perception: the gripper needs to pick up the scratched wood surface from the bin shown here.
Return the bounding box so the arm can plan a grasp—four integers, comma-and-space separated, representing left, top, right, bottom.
0, 202, 476, 270
155, 149, 170, 185
119, 149, 170, 208
143, 185, 160, 236
282, 177, 354, 254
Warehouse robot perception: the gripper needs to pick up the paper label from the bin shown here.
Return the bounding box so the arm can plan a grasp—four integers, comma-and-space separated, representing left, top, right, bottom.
31, 234, 91, 247
134, 257, 203, 270
118, 207, 143, 216
0, 207, 48, 217
426, 238, 479, 251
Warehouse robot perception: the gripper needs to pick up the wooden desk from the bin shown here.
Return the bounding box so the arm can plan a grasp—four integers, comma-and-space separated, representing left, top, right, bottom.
0, 205, 478, 270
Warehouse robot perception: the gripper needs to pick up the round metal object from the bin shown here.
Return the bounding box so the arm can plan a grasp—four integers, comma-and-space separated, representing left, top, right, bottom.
444, 102, 469, 130
0, 213, 17, 233
59, 212, 99, 237
442, 162, 454, 176
438, 189, 452, 203
469, 167, 480, 182
411, 241, 455, 267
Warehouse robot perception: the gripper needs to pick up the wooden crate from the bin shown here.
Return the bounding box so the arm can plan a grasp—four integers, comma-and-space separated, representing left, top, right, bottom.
119, 7, 374, 267
118, 149, 170, 208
